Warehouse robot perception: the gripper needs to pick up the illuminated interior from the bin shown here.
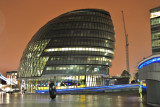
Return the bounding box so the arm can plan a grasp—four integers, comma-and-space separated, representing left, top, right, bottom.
151, 17, 160, 25
18, 9, 115, 92
45, 47, 114, 54
150, 11, 160, 18
150, 7, 160, 53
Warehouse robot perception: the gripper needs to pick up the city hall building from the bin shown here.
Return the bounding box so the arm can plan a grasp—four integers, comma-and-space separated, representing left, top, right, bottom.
18, 9, 115, 93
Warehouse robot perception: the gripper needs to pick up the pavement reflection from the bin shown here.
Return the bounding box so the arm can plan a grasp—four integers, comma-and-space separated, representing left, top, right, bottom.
0, 91, 149, 107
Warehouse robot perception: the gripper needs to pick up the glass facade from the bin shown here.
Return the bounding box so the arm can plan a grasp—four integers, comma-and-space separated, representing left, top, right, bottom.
18, 9, 115, 92
150, 7, 160, 53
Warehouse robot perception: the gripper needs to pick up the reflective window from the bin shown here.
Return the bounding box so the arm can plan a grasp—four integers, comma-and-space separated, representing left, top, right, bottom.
152, 32, 160, 40
150, 11, 160, 18
19, 40, 50, 77
45, 47, 114, 54
18, 9, 115, 78
151, 17, 160, 25
152, 40, 160, 47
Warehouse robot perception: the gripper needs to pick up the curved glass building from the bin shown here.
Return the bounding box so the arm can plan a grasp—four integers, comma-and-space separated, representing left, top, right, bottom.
18, 9, 115, 92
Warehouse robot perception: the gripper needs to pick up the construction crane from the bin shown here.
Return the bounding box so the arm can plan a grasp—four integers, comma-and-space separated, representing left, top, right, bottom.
122, 11, 130, 73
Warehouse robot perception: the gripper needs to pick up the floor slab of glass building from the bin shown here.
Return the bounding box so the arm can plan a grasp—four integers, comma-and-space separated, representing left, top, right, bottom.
20, 75, 105, 93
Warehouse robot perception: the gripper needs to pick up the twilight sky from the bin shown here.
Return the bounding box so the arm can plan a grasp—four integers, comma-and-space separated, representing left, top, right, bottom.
0, 0, 160, 76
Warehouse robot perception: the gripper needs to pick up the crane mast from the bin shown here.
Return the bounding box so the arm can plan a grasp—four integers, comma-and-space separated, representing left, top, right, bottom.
122, 11, 130, 73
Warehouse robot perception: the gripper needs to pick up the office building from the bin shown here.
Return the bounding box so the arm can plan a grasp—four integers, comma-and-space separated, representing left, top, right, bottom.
18, 9, 115, 93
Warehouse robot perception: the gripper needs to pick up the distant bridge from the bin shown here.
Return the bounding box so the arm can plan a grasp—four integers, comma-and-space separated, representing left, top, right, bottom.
0, 74, 16, 85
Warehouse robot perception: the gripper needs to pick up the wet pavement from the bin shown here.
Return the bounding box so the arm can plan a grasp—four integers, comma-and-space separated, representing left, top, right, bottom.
0, 91, 149, 107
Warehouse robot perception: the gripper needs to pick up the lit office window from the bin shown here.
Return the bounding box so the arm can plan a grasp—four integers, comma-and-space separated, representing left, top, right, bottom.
45, 47, 114, 54
152, 40, 160, 47
150, 11, 160, 18
151, 18, 160, 25
152, 32, 160, 40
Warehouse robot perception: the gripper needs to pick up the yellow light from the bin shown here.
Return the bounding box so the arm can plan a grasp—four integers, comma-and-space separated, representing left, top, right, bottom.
45, 47, 113, 54
151, 11, 160, 18
143, 83, 146, 86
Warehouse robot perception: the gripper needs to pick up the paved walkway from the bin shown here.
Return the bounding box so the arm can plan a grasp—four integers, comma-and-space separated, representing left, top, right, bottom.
0, 91, 149, 107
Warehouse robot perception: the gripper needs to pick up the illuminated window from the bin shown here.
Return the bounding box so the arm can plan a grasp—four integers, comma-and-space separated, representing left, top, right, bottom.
46, 67, 54, 70
151, 18, 160, 25
80, 67, 84, 69
150, 11, 160, 18
152, 32, 160, 40
44, 47, 114, 54
152, 40, 160, 47
19, 40, 50, 77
